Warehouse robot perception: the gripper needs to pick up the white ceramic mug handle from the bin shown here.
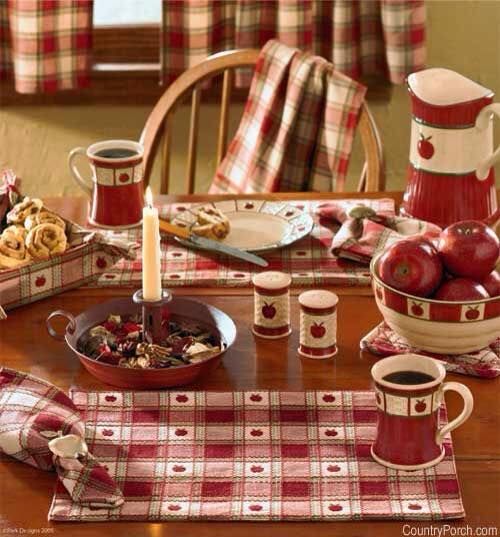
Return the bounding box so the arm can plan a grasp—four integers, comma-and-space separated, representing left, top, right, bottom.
475, 103, 500, 180
435, 382, 473, 446
68, 147, 93, 197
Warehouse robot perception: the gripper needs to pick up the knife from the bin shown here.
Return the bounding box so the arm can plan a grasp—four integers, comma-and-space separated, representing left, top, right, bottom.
158, 219, 269, 267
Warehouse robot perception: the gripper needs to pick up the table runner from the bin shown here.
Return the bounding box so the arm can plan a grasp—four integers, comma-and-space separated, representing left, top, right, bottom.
49, 390, 465, 522
91, 199, 392, 289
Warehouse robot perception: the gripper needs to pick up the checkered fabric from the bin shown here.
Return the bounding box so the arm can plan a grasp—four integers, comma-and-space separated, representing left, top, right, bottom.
89, 199, 391, 290
0, 368, 124, 509
209, 40, 366, 193
317, 199, 442, 264
361, 322, 500, 380
0, 171, 137, 313
0, 0, 92, 94
49, 388, 464, 522
161, 1, 426, 86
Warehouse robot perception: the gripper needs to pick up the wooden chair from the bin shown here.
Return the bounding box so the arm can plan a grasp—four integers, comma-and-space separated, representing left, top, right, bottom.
140, 49, 384, 194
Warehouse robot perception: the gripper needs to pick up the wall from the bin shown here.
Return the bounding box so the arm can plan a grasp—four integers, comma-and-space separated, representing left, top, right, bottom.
0, 0, 499, 197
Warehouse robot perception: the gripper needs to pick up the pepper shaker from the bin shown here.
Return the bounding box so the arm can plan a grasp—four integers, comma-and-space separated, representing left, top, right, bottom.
252, 271, 292, 339
298, 290, 338, 359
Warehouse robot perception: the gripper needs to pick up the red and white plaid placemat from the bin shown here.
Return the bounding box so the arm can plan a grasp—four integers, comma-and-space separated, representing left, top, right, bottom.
49, 389, 465, 522
90, 199, 394, 289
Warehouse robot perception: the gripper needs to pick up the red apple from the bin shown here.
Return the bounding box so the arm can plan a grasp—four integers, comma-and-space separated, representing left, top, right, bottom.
172, 465, 186, 473
327, 464, 341, 472
378, 239, 443, 297
418, 134, 434, 159
325, 429, 338, 437
175, 428, 188, 437
310, 322, 326, 338
261, 302, 276, 319
328, 504, 343, 512
434, 278, 489, 301
482, 270, 500, 297
35, 275, 46, 287
251, 465, 264, 473
322, 394, 336, 403
250, 393, 262, 402
465, 307, 480, 320
250, 429, 263, 437
437, 220, 499, 280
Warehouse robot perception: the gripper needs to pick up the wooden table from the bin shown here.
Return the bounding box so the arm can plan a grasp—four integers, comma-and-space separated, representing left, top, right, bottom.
0, 192, 499, 537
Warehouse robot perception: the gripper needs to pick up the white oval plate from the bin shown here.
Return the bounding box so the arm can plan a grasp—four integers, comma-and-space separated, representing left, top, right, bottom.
171, 200, 314, 253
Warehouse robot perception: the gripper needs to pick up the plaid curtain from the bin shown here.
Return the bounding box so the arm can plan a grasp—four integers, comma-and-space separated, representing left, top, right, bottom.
0, 0, 93, 94
161, 0, 426, 86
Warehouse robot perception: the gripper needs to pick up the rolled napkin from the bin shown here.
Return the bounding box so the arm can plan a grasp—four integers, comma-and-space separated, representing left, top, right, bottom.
0, 367, 124, 509
317, 200, 441, 264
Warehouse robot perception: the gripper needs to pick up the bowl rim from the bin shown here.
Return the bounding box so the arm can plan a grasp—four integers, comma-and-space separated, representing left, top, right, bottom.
63, 297, 237, 374
370, 252, 499, 306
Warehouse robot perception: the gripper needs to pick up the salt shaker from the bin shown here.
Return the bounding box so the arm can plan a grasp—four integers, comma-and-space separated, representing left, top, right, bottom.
298, 290, 338, 359
252, 271, 292, 339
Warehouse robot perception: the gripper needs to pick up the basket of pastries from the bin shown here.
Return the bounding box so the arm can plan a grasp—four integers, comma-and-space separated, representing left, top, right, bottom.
0, 170, 136, 314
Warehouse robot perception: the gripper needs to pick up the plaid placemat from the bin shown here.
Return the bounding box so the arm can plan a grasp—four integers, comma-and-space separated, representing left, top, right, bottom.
361, 322, 500, 379
91, 199, 394, 289
49, 389, 465, 522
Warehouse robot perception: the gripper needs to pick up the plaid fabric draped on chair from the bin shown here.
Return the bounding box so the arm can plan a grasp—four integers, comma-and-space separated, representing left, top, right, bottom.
209, 40, 366, 193
0, 0, 93, 94
161, 0, 426, 87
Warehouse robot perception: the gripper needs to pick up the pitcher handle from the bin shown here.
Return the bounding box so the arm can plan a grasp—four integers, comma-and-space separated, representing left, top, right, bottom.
435, 381, 473, 446
475, 103, 500, 180
68, 147, 93, 197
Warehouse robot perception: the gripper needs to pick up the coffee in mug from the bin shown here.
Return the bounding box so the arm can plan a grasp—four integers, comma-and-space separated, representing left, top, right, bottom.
68, 139, 144, 229
371, 354, 473, 471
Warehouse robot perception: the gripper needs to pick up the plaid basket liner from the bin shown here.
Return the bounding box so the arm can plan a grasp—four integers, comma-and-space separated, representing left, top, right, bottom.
0, 218, 137, 312
49, 389, 465, 522
90, 199, 394, 290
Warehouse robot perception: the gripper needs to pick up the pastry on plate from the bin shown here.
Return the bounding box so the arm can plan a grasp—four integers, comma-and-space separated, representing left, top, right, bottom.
191, 206, 230, 241
26, 223, 67, 260
0, 225, 30, 269
6, 197, 43, 225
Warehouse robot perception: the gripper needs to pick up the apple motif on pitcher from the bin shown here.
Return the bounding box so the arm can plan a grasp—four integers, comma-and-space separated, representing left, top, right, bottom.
418, 133, 434, 159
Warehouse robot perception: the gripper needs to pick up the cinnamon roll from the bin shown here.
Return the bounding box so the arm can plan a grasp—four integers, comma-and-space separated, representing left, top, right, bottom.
26, 223, 67, 259
0, 225, 30, 269
25, 210, 66, 232
191, 206, 230, 241
6, 197, 43, 225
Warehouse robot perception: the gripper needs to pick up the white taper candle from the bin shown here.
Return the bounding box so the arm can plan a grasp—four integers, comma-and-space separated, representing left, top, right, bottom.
142, 187, 162, 301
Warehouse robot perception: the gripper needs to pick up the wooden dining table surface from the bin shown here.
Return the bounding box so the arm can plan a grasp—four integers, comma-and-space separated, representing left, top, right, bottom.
0, 191, 499, 537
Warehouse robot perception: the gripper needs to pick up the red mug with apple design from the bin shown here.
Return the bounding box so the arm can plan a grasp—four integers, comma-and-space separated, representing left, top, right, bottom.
371, 354, 473, 471
68, 140, 144, 229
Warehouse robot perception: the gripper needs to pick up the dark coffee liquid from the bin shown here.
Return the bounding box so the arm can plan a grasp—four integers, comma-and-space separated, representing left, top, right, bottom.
382, 370, 435, 385
94, 148, 138, 159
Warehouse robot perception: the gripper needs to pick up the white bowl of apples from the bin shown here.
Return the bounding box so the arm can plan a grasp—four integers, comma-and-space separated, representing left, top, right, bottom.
371, 220, 500, 354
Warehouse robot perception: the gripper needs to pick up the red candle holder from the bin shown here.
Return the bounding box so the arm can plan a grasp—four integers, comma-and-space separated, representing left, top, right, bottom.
132, 289, 172, 345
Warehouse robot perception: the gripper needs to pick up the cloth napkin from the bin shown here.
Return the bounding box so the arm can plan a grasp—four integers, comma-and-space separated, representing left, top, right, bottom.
0, 367, 124, 509
209, 39, 367, 194
361, 323, 500, 379
317, 199, 442, 264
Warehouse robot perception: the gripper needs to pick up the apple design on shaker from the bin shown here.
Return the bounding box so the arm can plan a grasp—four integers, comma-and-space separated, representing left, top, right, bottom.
261, 302, 276, 319
310, 322, 326, 339
414, 399, 427, 413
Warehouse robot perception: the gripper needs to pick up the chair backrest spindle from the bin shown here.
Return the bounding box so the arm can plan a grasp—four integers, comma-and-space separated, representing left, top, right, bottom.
140, 49, 384, 194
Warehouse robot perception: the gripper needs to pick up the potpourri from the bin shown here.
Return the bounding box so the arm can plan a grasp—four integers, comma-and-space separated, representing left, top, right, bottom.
77, 313, 221, 369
